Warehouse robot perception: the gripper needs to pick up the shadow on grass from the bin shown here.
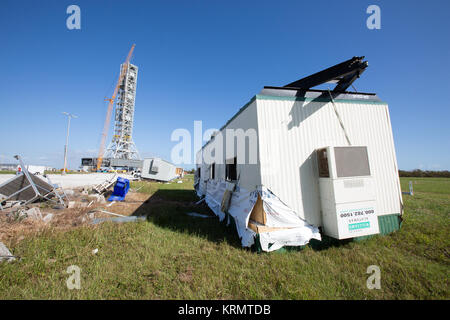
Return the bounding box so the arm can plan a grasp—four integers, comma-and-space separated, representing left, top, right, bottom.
129, 188, 355, 253
308, 234, 353, 251
131, 189, 242, 248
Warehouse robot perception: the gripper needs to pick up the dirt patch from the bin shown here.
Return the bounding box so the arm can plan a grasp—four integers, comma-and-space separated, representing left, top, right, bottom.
178, 267, 194, 283
0, 188, 150, 245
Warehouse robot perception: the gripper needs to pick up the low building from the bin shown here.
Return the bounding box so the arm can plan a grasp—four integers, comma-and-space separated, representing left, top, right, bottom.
141, 158, 178, 182
195, 57, 403, 251
0, 163, 17, 171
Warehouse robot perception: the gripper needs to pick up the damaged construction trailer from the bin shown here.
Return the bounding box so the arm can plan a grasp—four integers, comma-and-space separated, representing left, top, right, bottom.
141, 158, 179, 182
195, 57, 403, 252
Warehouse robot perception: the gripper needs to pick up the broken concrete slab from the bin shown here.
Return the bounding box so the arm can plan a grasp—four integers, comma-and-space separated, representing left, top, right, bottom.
81, 187, 90, 196
64, 189, 75, 196
91, 209, 126, 218
26, 207, 43, 221
68, 201, 88, 209
0, 242, 16, 262
88, 194, 106, 204
43, 213, 54, 224
6, 208, 27, 222
98, 195, 106, 204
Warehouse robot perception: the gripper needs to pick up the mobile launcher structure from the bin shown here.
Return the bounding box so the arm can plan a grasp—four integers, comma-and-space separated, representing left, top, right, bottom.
195, 57, 403, 252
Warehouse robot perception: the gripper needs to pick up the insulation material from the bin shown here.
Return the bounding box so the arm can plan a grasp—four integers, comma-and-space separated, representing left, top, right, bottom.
202, 180, 321, 252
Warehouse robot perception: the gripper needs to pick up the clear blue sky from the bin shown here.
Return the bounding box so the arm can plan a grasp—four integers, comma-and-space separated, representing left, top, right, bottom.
0, 0, 449, 170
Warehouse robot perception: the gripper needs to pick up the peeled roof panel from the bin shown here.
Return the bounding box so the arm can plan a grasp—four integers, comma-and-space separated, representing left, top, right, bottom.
0, 173, 54, 201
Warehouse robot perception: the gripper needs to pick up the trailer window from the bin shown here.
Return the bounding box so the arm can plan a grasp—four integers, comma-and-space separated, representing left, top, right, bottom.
197, 167, 201, 178
225, 157, 237, 181
210, 163, 215, 180
334, 147, 370, 178
150, 159, 159, 173
317, 148, 330, 178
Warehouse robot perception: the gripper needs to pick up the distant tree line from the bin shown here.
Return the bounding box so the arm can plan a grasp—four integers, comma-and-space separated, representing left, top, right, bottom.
399, 170, 450, 178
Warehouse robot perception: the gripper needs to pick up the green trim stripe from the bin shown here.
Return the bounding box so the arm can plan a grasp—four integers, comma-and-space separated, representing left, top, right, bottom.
378, 214, 402, 235
256, 94, 388, 105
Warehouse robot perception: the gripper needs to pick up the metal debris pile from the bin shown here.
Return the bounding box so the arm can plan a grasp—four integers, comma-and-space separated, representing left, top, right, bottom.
0, 155, 68, 211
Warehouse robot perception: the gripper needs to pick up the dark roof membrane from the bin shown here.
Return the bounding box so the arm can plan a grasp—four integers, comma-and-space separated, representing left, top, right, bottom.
284, 56, 369, 92
260, 87, 382, 103
200, 56, 382, 151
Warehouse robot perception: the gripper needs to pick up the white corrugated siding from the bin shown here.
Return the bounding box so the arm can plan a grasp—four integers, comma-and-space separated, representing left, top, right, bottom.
257, 96, 402, 227
197, 100, 261, 193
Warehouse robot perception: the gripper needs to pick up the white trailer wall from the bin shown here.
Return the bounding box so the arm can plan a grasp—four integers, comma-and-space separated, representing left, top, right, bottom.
197, 99, 261, 194
256, 94, 402, 227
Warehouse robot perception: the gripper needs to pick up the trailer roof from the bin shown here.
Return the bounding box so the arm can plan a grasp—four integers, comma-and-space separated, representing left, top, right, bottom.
200, 88, 386, 152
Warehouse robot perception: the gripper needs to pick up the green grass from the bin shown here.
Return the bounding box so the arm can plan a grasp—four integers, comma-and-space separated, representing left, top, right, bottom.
0, 175, 448, 299
0, 170, 15, 174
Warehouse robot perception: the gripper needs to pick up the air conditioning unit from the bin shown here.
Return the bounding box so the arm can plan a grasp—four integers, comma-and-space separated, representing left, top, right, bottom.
317, 146, 379, 239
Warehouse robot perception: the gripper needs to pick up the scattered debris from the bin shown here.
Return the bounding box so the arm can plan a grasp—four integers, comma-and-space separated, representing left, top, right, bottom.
5, 207, 54, 224
195, 198, 205, 205
25, 207, 43, 221
186, 212, 213, 218
6, 209, 27, 222
68, 201, 88, 209
0, 155, 68, 210
92, 248, 98, 255
91, 216, 146, 225
177, 181, 183, 184
88, 194, 106, 204
43, 213, 54, 224
0, 183, 148, 243
89, 209, 126, 218
64, 189, 75, 196
106, 201, 115, 207
0, 242, 16, 262
0, 201, 22, 210
93, 174, 117, 195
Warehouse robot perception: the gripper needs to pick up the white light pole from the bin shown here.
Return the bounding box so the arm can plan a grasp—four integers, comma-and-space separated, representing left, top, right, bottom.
62, 112, 78, 175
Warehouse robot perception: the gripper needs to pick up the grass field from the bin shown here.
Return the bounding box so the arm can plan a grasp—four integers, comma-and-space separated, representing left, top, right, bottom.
0, 171, 15, 175
0, 175, 448, 299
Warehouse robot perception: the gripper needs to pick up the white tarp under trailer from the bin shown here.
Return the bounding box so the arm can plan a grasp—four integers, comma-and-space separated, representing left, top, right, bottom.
200, 180, 321, 252
194, 57, 403, 252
